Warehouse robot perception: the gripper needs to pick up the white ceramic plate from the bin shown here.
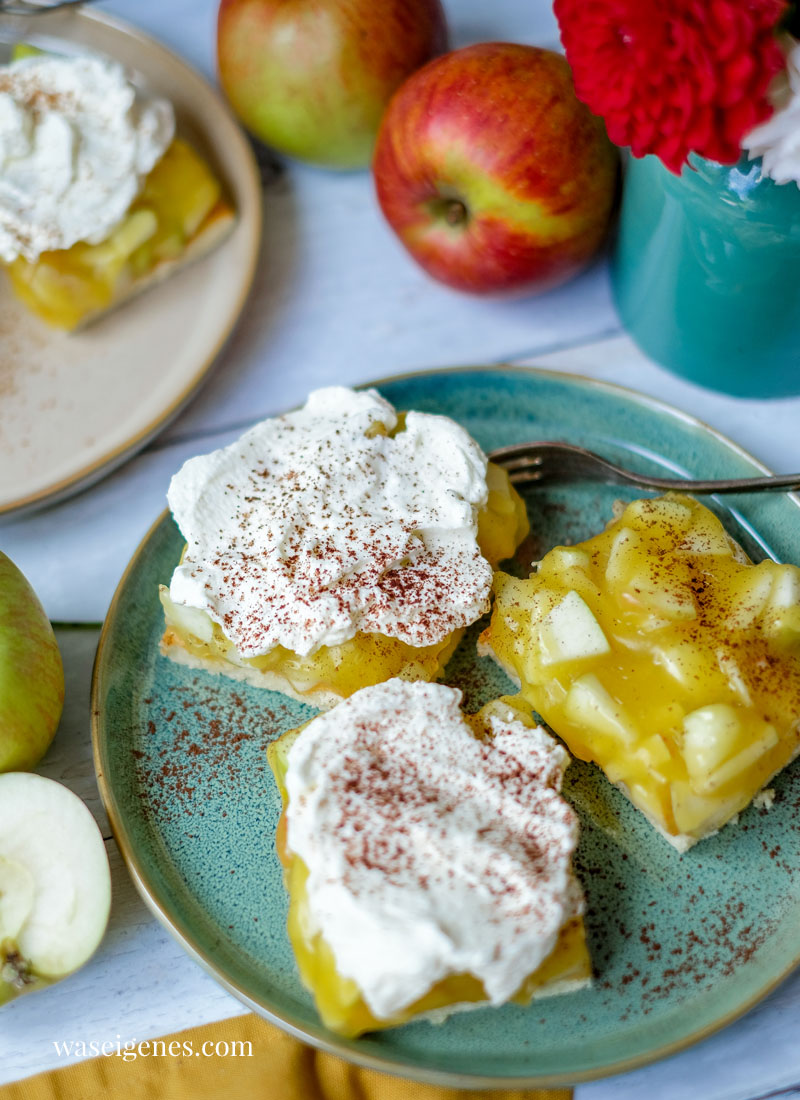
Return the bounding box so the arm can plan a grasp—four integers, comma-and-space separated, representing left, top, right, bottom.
0, 9, 262, 517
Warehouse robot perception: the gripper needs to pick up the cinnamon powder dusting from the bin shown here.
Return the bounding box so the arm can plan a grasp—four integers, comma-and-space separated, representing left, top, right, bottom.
167, 388, 492, 659
297, 697, 572, 918
133, 678, 295, 824
571, 774, 794, 1023
281, 680, 583, 1016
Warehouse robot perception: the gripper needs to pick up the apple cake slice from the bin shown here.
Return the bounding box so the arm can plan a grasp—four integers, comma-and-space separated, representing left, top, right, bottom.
5, 138, 234, 331
160, 387, 529, 708
0, 53, 234, 330
267, 679, 590, 1037
480, 494, 800, 851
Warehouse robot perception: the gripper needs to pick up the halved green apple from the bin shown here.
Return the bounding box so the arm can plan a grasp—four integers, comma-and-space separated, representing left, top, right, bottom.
0, 773, 111, 1006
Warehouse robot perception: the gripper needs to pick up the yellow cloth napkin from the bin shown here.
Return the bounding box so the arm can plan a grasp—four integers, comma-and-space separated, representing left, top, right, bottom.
0, 1013, 572, 1100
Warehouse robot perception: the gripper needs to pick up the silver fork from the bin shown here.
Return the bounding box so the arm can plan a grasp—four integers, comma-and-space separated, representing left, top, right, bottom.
490, 440, 800, 494
0, 0, 96, 15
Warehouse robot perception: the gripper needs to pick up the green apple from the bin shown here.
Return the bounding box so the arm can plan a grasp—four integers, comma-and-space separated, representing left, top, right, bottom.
216, 0, 448, 169
0, 551, 64, 772
0, 773, 111, 1006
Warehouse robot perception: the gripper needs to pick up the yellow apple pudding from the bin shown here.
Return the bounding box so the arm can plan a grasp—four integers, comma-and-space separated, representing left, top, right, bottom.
480, 494, 800, 851
267, 679, 590, 1037
160, 387, 528, 708
0, 53, 234, 329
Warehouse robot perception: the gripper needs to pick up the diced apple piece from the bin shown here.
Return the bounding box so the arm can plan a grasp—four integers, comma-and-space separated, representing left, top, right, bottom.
538, 591, 610, 666
683, 704, 742, 787
476, 463, 529, 565
128, 239, 155, 278
501, 615, 521, 635
527, 587, 569, 620
183, 177, 221, 237
762, 565, 800, 649
631, 735, 673, 789
516, 587, 564, 627
603, 758, 626, 784
628, 779, 671, 827
715, 649, 752, 706
267, 725, 306, 794
763, 605, 800, 651
671, 781, 743, 837
538, 547, 603, 605
536, 676, 569, 712
493, 572, 543, 611
625, 497, 692, 532
696, 725, 779, 796
484, 461, 517, 516
725, 565, 774, 630
540, 547, 591, 575
159, 586, 215, 643
138, 139, 222, 241
564, 673, 638, 746
28, 262, 104, 316
636, 614, 673, 634
88, 209, 158, 273
653, 640, 711, 690
675, 519, 738, 558
670, 781, 711, 835
637, 733, 672, 769
768, 564, 800, 608
152, 232, 185, 263
605, 526, 641, 587
622, 571, 696, 620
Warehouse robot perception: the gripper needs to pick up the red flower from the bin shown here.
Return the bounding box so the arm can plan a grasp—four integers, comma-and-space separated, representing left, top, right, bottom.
554, 0, 788, 172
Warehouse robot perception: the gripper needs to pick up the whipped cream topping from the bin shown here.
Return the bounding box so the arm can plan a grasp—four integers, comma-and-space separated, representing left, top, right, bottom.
0, 54, 174, 262
283, 679, 582, 1019
744, 37, 800, 186
167, 387, 492, 658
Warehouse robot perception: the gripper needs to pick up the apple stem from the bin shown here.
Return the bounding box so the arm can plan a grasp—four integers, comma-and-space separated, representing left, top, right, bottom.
444, 200, 468, 227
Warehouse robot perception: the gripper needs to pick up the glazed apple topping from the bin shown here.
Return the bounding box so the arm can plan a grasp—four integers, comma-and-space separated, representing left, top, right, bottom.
481, 493, 800, 849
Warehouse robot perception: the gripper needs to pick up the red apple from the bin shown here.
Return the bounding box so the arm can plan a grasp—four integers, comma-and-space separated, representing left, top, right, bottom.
217, 0, 448, 169
373, 42, 619, 295
0, 551, 64, 773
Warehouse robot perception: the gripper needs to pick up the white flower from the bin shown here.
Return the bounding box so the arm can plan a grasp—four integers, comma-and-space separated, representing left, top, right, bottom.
743, 36, 800, 186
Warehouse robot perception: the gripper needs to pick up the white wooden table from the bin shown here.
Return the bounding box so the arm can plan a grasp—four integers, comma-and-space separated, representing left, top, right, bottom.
1, 2, 799, 1096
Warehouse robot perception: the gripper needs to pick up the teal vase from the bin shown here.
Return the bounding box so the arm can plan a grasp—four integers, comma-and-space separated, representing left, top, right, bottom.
610, 153, 800, 398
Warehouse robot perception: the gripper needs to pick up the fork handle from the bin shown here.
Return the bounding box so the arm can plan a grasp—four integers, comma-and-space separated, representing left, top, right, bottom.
497, 442, 800, 493
507, 467, 800, 493
584, 471, 800, 494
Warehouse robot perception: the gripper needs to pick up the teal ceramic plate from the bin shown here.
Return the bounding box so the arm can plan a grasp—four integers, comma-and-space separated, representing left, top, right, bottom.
92, 367, 800, 1088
